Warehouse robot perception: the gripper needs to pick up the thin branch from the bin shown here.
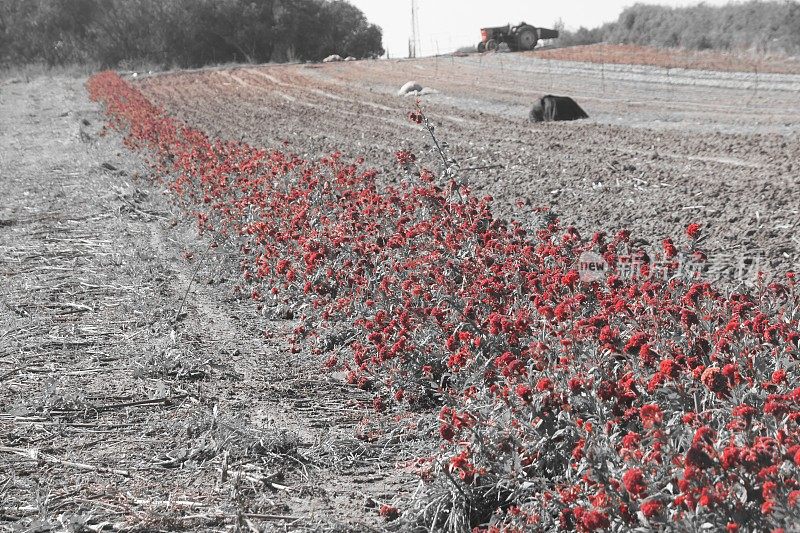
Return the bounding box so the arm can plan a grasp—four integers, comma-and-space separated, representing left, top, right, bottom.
0, 446, 131, 477
174, 241, 213, 322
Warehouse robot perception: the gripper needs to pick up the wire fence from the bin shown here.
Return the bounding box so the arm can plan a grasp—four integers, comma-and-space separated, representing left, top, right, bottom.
411, 45, 800, 134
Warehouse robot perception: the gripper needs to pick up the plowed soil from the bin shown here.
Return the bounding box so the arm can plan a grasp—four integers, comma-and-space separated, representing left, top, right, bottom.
137, 53, 800, 280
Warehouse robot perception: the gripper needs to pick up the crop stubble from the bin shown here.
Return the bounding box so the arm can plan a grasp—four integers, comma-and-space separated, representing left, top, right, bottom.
0, 77, 412, 531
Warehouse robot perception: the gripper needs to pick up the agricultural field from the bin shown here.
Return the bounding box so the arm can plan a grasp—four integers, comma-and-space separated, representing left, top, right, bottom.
2, 48, 799, 533
137, 53, 800, 275
535, 44, 800, 75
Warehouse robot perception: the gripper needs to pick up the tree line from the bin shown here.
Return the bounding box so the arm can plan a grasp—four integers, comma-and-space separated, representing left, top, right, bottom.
557, 1, 800, 55
0, 0, 384, 68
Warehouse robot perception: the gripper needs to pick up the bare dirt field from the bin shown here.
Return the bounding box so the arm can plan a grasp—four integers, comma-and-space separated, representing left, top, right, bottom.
0, 77, 414, 532
137, 53, 800, 280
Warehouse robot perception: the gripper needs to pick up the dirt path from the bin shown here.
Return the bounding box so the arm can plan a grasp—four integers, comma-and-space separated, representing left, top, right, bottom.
137, 56, 800, 280
0, 77, 412, 532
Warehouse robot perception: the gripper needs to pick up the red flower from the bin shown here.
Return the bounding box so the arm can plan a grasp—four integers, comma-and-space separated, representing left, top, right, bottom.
640, 499, 662, 518
686, 223, 701, 238
722, 446, 740, 468
562, 269, 580, 287
516, 384, 533, 403
394, 150, 416, 165
639, 404, 663, 429
659, 359, 681, 378
572, 438, 585, 460
622, 468, 647, 497
372, 396, 385, 412
685, 445, 715, 469
701, 367, 729, 396
579, 509, 610, 531
662, 238, 677, 258
692, 426, 716, 446
761, 500, 774, 515
762, 481, 777, 500
621, 432, 641, 449
379, 504, 399, 521
624, 331, 649, 354
439, 423, 456, 441
765, 399, 789, 418
596, 380, 617, 401
681, 309, 699, 328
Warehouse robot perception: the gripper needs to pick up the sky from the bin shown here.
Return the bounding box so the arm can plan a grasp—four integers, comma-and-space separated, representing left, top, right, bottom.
347, 0, 733, 58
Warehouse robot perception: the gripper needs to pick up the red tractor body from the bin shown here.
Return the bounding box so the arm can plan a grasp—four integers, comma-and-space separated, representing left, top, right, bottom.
477, 22, 559, 52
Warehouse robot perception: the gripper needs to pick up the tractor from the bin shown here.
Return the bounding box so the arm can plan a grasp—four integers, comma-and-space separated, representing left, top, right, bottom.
477, 22, 559, 52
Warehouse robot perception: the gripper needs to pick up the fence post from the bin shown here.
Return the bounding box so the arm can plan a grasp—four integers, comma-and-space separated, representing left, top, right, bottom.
753, 64, 758, 103
601, 61, 605, 94
666, 65, 670, 103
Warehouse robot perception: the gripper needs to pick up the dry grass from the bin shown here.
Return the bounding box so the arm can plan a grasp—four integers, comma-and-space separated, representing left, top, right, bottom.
0, 62, 104, 82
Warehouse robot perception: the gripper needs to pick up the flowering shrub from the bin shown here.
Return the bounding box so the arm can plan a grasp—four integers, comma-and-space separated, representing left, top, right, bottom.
88, 71, 799, 532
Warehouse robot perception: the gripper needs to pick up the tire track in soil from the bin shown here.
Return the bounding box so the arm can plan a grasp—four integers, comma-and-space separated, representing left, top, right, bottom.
0, 76, 414, 532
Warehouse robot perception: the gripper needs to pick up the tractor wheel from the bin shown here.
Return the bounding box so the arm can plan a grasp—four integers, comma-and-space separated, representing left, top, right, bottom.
517, 28, 538, 51
485, 39, 498, 52
477, 41, 486, 53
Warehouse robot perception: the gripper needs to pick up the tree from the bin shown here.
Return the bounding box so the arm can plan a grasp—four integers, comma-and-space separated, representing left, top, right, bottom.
0, 0, 385, 67
322, 0, 384, 58
343, 23, 383, 58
